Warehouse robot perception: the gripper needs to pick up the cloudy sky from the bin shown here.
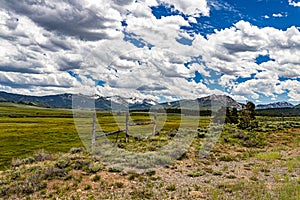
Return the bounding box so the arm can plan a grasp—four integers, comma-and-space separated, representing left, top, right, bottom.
0, 0, 300, 104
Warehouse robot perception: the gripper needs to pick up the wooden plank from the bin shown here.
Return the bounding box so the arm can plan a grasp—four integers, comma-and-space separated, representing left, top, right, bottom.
125, 112, 129, 143
91, 112, 96, 152
115, 130, 120, 144
96, 129, 125, 138
153, 112, 157, 135
129, 121, 154, 126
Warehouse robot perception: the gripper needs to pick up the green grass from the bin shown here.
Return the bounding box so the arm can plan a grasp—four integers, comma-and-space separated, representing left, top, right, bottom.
0, 103, 210, 169
0, 104, 300, 199
256, 152, 281, 161
0, 103, 83, 169
211, 178, 300, 200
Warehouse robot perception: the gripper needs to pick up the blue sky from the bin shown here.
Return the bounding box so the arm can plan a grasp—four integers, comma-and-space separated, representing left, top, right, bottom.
0, 0, 300, 104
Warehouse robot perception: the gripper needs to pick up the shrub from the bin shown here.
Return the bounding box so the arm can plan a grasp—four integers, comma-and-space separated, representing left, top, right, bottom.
11, 158, 23, 167
114, 182, 124, 188
108, 166, 123, 173
44, 167, 66, 180
88, 162, 104, 173
13, 173, 47, 195
11, 171, 21, 180
92, 175, 101, 182
34, 151, 52, 162
145, 170, 156, 176
212, 171, 223, 176
187, 171, 205, 177
74, 159, 90, 170
219, 156, 234, 162
203, 167, 213, 173
0, 186, 9, 197
166, 184, 176, 191
128, 173, 138, 181
64, 174, 74, 181
70, 147, 85, 154
56, 159, 70, 169
130, 188, 154, 199
226, 175, 236, 179
84, 185, 92, 190
250, 176, 258, 181
23, 157, 35, 165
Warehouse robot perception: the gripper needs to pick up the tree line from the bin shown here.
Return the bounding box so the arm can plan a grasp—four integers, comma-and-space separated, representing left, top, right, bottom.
214, 101, 257, 129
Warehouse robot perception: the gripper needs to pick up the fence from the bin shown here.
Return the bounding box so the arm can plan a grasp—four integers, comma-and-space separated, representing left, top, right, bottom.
91, 112, 157, 151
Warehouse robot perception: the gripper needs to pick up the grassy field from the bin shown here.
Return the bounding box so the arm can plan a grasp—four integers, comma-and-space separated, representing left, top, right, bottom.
0, 103, 83, 169
0, 103, 299, 199
0, 103, 209, 169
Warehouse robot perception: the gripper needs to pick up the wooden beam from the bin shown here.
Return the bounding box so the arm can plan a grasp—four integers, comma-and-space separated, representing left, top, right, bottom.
125, 112, 129, 143
129, 121, 154, 126
91, 112, 96, 152
96, 129, 125, 138
153, 112, 157, 135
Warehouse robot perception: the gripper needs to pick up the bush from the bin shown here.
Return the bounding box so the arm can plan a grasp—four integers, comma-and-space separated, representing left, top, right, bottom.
187, 171, 205, 177
88, 162, 104, 173
84, 185, 92, 190
128, 174, 138, 180
212, 171, 223, 176
108, 166, 123, 173
34, 151, 52, 162
23, 157, 35, 165
166, 184, 176, 191
44, 167, 66, 180
219, 156, 234, 162
70, 147, 85, 154
241, 132, 265, 148
0, 187, 9, 197
145, 170, 156, 176
11, 171, 21, 180
114, 182, 124, 188
11, 173, 47, 195
55, 159, 70, 169
11, 158, 23, 167
74, 159, 90, 170
92, 175, 101, 182
130, 188, 154, 199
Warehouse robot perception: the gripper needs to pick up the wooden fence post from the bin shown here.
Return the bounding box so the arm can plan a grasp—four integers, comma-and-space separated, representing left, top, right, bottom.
125, 112, 129, 143
92, 112, 96, 152
115, 130, 120, 144
153, 112, 157, 135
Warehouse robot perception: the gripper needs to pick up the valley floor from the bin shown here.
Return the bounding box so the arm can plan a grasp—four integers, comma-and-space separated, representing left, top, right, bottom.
0, 124, 299, 199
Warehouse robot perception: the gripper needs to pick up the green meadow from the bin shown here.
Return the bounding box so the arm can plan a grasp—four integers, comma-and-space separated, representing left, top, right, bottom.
0, 102, 300, 199
0, 103, 83, 169
0, 102, 210, 169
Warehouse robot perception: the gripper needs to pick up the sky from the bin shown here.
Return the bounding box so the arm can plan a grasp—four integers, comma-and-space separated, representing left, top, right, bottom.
0, 0, 300, 104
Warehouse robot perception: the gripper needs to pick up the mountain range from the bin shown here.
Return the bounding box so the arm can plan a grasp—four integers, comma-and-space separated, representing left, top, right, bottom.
0, 91, 244, 110
256, 102, 294, 110
0, 91, 299, 112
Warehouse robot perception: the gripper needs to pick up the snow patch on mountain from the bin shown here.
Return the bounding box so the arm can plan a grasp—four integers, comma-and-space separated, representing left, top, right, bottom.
106, 96, 158, 106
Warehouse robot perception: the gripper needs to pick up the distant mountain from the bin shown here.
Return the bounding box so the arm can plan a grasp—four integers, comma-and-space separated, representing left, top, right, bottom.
0, 91, 251, 112
0, 91, 73, 108
161, 94, 245, 110
198, 94, 245, 110
106, 96, 158, 110
0, 91, 158, 110
256, 102, 294, 110
255, 107, 300, 116
294, 104, 300, 109
106, 96, 156, 106
0, 91, 107, 109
